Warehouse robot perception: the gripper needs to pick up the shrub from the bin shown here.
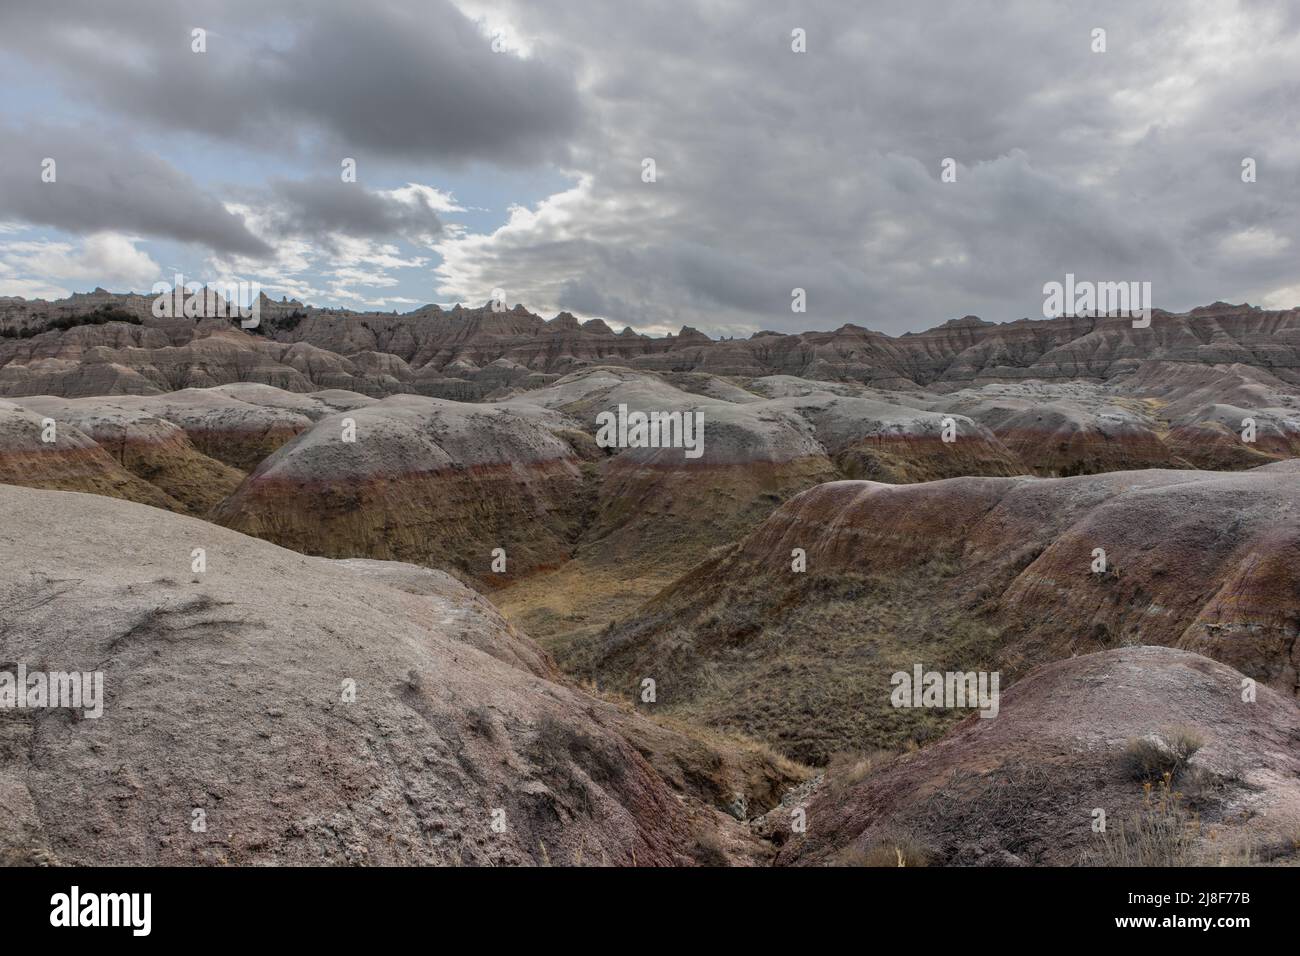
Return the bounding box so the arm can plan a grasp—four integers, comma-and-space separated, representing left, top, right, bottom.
1177, 763, 1245, 811
466, 705, 497, 741
691, 829, 731, 867
834, 828, 931, 867
1120, 726, 1204, 781
1083, 777, 1199, 866
45, 305, 142, 331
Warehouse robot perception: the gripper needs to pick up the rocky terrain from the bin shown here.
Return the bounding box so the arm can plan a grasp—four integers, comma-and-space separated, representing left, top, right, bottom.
0, 398, 180, 510
0, 484, 803, 866
775, 647, 1300, 867
4, 357, 1298, 655
0, 366, 1018, 594
3, 295, 1300, 867
0, 386, 371, 516
213, 393, 594, 583
591, 462, 1300, 764
4, 292, 1300, 399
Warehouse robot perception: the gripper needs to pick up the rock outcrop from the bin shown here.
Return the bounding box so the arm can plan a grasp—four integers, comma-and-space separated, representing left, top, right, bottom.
775, 647, 1300, 866
0, 485, 784, 866
0, 399, 181, 511
591, 463, 1300, 763
5, 294, 1300, 398
211, 395, 592, 585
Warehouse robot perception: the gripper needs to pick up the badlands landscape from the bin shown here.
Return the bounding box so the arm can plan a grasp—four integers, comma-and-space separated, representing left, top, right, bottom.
2, 294, 1299, 866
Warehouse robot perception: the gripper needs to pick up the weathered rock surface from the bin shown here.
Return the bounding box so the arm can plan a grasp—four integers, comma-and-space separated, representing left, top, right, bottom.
10, 396, 244, 514
18, 390, 313, 474
592, 462, 1300, 762
0, 485, 784, 866
4, 293, 1300, 869
517, 367, 839, 574
6, 294, 1300, 398
212, 394, 592, 585
775, 647, 1300, 866
0, 399, 181, 511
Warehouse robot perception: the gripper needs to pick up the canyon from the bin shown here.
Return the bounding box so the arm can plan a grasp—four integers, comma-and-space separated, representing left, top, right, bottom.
2, 293, 1299, 866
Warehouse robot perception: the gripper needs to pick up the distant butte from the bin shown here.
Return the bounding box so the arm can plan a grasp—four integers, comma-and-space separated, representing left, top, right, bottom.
1, 293, 1297, 399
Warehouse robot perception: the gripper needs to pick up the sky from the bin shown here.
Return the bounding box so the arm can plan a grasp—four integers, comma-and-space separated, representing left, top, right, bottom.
1, 0, 1298, 337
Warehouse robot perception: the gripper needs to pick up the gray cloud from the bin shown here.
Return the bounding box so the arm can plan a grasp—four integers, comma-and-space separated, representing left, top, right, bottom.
0, 125, 271, 256
431, 0, 1300, 334
259, 178, 444, 244
0, 0, 581, 166
4, 0, 1300, 332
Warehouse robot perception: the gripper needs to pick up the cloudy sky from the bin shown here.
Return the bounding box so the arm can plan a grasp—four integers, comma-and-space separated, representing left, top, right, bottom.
1, 0, 1298, 336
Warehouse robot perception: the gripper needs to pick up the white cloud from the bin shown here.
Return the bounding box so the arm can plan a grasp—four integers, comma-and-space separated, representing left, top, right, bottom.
387, 183, 465, 215
0, 231, 160, 294
1218, 227, 1292, 259
1260, 283, 1300, 310
0, 277, 71, 299
211, 199, 433, 306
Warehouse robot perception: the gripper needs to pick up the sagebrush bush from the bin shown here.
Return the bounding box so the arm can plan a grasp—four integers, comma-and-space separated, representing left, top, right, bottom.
1121, 726, 1204, 780
834, 829, 931, 867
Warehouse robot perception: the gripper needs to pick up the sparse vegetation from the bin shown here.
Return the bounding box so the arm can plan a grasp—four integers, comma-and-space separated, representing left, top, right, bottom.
1083, 776, 1200, 866
588, 563, 1003, 765
903, 763, 1066, 864
1177, 763, 1246, 811
1120, 726, 1205, 781
834, 829, 931, 867
1, 304, 142, 338
690, 828, 731, 866
273, 309, 307, 331
530, 713, 627, 813
239, 308, 305, 336
825, 748, 897, 797
466, 705, 497, 741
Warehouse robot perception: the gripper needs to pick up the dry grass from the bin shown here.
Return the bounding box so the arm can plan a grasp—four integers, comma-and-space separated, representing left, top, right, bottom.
834, 829, 932, 867
1084, 737, 1287, 867
496, 561, 679, 668
690, 828, 732, 867
599, 706, 813, 820
529, 713, 627, 815
500, 479, 1015, 769
1083, 776, 1200, 866
591, 565, 1003, 765
905, 763, 1066, 863
1120, 726, 1205, 781
825, 748, 898, 796
1177, 763, 1247, 811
